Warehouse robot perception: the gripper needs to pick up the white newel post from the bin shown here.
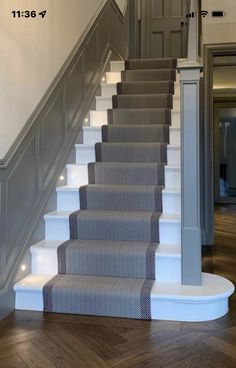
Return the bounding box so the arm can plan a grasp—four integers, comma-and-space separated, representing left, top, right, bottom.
178, 63, 203, 285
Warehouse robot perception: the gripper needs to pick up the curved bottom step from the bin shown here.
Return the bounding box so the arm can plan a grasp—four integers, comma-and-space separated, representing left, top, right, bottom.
14, 273, 234, 322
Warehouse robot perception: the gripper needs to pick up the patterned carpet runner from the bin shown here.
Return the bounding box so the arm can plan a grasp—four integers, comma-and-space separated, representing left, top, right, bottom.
43, 57, 177, 319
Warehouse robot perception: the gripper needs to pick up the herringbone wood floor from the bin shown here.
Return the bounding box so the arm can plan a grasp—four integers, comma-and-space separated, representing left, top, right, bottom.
1, 205, 236, 368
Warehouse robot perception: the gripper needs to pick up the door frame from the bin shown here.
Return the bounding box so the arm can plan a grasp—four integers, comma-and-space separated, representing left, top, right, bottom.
203, 43, 236, 244
213, 100, 236, 204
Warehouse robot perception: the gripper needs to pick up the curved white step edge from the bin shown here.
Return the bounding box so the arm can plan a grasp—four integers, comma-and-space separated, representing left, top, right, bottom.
14, 274, 54, 311
44, 210, 181, 245
75, 143, 180, 166
14, 273, 234, 322
30, 240, 181, 282
151, 273, 235, 322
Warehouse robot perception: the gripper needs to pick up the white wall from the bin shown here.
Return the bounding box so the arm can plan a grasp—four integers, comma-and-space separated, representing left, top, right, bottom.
0, 0, 106, 159
115, 0, 127, 13
202, 0, 236, 44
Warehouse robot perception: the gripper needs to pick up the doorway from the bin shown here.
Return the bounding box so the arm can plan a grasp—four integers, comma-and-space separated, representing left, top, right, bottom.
204, 44, 236, 244
214, 101, 236, 203
141, 0, 190, 58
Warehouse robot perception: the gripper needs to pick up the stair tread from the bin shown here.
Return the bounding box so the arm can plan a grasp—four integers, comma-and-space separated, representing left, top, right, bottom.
14, 273, 234, 300
83, 125, 179, 131
45, 209, 180, 222
30, 239, 181, 257
57, 184, 181, 193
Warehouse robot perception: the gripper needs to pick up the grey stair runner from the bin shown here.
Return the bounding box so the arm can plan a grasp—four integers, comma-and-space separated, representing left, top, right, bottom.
88, 162, 165, 185
43, 274, 153, 319
125, 58, 177, 70
43, 57, 177, 320
58, 239, 157, 279
117, 81, 174, 95
102, 125, 169, 143
95, 143, 167, 163
69, 210, 160, 241
107, 108, 171, 125
121, 69, 176, 82
112, 94, 172, 109
79, 185, 162, 211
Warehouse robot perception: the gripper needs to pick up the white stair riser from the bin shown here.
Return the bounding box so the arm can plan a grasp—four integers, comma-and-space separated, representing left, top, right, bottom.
89, 111, 108, 127
110, 61, 125, 72
167, 147, 180, 165
76, 146, 95, 164
57, 190, 80, 211
156, 256, 181, 282
75, 144, 180, 166
101, 84, 117, 97
45, 218, 69, 240
159, 220, 181, 245
162, 192, 181, 215
45, 215, 180, 244
100, 83, 180, 98
67, 164, 180, 190
96, 97, 112, 111
171, 111, 180, 128
173, 97, 180, 110
165, 168, 181, 188
83, 128, 101, 144
106, 72, 121, 84
30, 246, 181, 282
151, 298, 228, 322
66, 165, 88, 186
170, 129, 180, 145
31, 248, 58, 275
15, 290, 44, 311
174, 84, 180, 96
83, 127, 180, 146
57, 187, 180, 214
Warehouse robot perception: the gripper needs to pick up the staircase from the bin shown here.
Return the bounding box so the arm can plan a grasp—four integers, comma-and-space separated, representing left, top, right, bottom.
14, 58, 234, 321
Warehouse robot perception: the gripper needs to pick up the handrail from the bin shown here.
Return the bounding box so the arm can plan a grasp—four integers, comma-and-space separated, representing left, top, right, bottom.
187, 0, 199, 62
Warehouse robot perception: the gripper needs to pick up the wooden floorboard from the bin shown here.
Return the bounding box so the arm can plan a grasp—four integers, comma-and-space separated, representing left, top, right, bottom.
1, 205, 236, 367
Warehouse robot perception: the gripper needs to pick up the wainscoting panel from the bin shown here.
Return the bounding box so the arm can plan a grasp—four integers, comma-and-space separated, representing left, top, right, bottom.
0, 0, 129, 315
67, 55, 84, 126
5, 135, 37, 262
40, 86, 66, 190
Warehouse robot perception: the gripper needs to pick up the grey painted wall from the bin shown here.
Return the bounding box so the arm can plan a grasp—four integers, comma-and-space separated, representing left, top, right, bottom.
0, 0, 129, 318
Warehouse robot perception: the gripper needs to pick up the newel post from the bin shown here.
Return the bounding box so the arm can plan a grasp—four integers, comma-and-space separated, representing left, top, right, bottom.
178, 62, 203, 285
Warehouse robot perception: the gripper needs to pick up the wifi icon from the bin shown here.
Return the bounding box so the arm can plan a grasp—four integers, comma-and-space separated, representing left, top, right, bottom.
200, 10, 209, 17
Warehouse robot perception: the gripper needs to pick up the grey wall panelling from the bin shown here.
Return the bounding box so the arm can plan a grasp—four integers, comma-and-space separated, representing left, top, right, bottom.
0, 0, 129, 318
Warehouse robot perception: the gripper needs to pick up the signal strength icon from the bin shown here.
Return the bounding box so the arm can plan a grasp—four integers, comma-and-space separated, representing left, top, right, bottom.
200, 10, 209, 17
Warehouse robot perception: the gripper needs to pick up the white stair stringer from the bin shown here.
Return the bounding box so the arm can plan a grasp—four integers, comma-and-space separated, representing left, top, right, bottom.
14, 60, 234, 322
